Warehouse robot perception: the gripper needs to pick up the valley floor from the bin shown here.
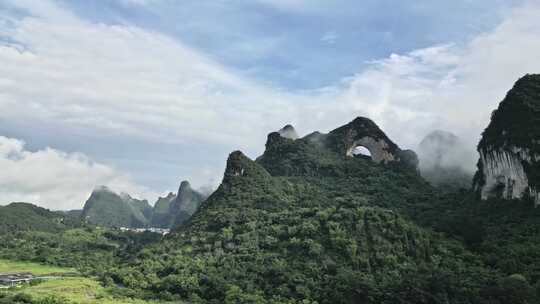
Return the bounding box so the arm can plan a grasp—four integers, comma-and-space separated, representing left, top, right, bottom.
0, 260, 175, 304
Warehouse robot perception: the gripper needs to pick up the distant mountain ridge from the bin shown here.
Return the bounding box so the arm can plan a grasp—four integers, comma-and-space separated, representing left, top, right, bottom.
81, 186, 152, 228
0, 202, 73, 233
81, 182, 206, 229
122, 116, 493, 303
151, 181, 205, 228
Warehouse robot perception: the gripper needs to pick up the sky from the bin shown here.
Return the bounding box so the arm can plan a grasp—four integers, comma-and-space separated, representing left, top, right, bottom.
0, 0, 539, 210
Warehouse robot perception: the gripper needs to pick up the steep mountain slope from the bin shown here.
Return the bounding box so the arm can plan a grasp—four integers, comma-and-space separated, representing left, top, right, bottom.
150, 192, 176, 227
150, 181, 205, 228
418, 130, 473, 189
169, 181, 205, 227
81, 187, 152, 228
474, 74, 540, 204
0, 203, 71, 233
114, 118, 498, 303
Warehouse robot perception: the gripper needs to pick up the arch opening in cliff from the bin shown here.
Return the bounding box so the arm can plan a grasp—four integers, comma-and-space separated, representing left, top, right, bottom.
352, 145, 372, 160
345, 137, 395, 164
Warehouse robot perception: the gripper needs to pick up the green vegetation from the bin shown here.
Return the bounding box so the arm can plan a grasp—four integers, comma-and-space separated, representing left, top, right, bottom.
151, 181, 205, 229
102, 145, 504, 302
474, 74, 540, 190
81, 188, 152, 228
0, 228, 162, 275
102, 106, 540, 303
0, 203, 77, 234
479, 74, 540, 150
3, 77, 540, 303
0, 260, 74, 276
0, 277, 166, 304
0, 230, 166, 304
0, 260, 170, 304
150, 193, 175, 228
82, 182, 204, 229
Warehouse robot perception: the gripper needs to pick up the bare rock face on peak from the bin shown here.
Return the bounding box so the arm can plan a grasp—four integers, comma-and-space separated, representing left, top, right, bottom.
474, 74, 540, 204
257, 116, 419, 176
223, 151, 271, 189
328, 117, 419, 169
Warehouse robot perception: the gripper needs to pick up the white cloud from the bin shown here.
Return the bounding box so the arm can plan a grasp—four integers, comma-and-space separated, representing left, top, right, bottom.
301, 1, 540, 168
253, 0, 348, 14
0, 0, 540, 208
116, 0, 159, 6
321, 31, 338, 44
0, 0, 297, 149
0, 136, 157, 210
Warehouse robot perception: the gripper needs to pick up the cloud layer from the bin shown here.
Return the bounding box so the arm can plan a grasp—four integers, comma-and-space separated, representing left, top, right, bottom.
0, 0, 539, 208
0, 136, 157, 210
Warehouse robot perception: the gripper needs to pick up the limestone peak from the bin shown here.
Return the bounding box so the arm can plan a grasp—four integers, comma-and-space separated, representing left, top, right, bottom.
474, 74, 540, 204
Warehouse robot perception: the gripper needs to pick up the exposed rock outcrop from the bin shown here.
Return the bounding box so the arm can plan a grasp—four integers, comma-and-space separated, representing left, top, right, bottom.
169, 181, 205, 227
327, 117, 418, 169
224, 151, 271, 186
257, 117, 419, 176
474, 74, 540, 204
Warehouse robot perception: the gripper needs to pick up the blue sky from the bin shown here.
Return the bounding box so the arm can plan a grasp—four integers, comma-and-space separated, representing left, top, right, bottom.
0, 0, 539, 209
60, 0, 518, 89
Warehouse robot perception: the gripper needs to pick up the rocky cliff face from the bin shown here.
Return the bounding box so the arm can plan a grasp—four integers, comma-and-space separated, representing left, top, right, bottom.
170, 181, 205, 227
474, 74, 540, 204
151, 181, 205, 228
327, 117, 418, 169
257, 117, 418, 175
150, 192, 176, 227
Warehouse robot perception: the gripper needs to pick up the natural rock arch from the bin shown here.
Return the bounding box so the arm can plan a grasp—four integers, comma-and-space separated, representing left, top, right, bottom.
351, 145, 372, 158
329, 117, 418, 168
258, 117, 419, 173
346, 136, 395, 163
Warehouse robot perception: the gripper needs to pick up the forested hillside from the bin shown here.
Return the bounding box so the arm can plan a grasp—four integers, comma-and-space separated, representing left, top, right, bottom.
0, 203, 75, 234
105, 118, 538, 304
3, 76, 540, 304
81, 187, 153, 228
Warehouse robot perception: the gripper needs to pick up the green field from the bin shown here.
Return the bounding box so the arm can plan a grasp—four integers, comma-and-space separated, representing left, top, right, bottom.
0, 259, 75, 276
0, 260, 175, 304
8, 278, 164, 304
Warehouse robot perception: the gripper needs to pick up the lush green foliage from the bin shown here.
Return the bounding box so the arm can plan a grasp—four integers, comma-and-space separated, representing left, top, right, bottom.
151, 182, 205, 229
103, 139, 521, 303
0, 260, 169, 304
4, 92, 540, 303
150, 193, 175, 228
474, 74, 540, 189
0, 228, 161, 276
0, 203, 77, 234
81, 189, 152, 228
